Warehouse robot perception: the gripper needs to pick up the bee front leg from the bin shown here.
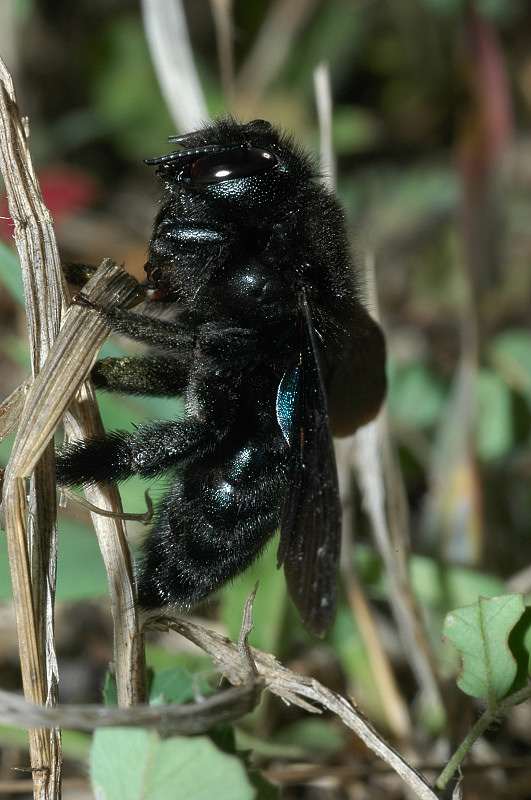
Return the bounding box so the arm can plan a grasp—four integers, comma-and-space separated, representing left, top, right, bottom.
72, 295, 195, 352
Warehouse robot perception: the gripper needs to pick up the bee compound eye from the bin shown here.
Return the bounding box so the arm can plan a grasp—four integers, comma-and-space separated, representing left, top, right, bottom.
190, 147, 278, 185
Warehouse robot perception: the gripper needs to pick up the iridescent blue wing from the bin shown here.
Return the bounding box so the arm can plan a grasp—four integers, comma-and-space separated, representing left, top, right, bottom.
276, 287, 341, 636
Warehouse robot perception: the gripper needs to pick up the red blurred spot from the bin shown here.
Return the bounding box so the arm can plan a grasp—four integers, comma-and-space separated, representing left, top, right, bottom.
0, 165, 99, 241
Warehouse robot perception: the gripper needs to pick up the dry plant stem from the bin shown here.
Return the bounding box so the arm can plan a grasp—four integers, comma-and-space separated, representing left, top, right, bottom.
5, 261, 146, 708
369, 265, 441, 706
0, 602, 437, 799
0, 681, 262, 734
316, 72, 414, 738
0, 379, 31, 440
63, 387, 148, 707
148, 612, 439, 800
339, 533, 412, 740
2, 262, 144, 792
141, 0, 208, 131
313, 62, 336, 189
315, 72, 429, 733
0, 580, 262, 734
59, 267, 148, 706
355, 413, 442, 708
210, 0, 236, 109
235, 0, 319, 99
355, 252, 441, 708
3, 263, 137, 475
0, 55, 64, 799
338, 438, 411, 740
1, 54, 147, 722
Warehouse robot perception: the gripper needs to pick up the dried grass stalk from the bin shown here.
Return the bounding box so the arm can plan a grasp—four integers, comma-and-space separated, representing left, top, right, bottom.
0, 56, 146, 799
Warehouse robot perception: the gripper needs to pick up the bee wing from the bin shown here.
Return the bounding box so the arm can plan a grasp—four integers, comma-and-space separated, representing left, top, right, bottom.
276, 288, 341, 637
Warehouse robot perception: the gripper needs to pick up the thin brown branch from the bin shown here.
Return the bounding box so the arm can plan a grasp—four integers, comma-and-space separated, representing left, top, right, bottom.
0, 682, 262, 735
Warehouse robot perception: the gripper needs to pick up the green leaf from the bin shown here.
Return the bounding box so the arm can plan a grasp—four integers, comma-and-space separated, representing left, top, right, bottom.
248, 770, 280, 800
0, 520, 110, 601
102, 672, 118, 708
442, 594, 525, 702
273, 718, 344, 755
0, 239, 23, 304
91, 729, 255, 800
108, 668, 238, 756
387, 361, 446, 429
220, 540, 287, 654
149, 668, 211, 706
89, 16, 174, 161
476, 368, 514, 460
489, 330, 531, 407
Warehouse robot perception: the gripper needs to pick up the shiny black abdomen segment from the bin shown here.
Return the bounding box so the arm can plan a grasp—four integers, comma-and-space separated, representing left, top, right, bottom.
137, 427, 289, 608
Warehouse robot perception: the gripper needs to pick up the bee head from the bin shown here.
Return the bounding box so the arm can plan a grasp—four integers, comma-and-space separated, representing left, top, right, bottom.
145, 118, 316, 221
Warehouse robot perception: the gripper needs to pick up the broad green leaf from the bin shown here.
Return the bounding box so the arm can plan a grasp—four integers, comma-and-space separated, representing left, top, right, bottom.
442, 594, 525, 702
91, 729, 255, 800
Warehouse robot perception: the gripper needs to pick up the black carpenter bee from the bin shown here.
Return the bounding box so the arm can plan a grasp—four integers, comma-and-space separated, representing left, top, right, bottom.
56, 118, 386, 636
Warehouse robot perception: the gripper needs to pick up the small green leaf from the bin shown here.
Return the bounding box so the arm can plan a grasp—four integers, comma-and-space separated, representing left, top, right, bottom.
221, 541, 287, 654
489, 330, 531, 406
149, 667, 211, 706
102, 672, 118, 708
476, 368, 513, 460
0, 239, 23, 305
91, 729, 255, 800
273, 718, 344, 755
387, 362, 446, 429
248, 770, 280, 800
442, 594, 525, 702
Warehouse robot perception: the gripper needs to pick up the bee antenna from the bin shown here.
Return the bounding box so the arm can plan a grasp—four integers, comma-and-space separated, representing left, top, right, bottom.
144, 142, 242, 166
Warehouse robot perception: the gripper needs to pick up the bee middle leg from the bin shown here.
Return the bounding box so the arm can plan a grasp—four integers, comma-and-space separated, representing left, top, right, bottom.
91, 355, 189, 397
55, 414, 232, 487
